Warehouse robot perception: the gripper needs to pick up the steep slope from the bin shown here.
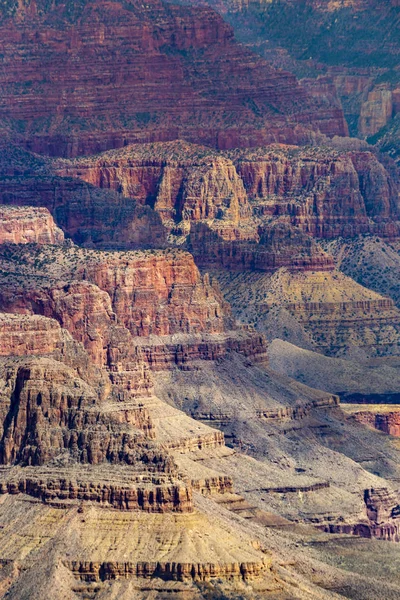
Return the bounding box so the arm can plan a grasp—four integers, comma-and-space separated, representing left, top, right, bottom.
187, 0, 400, 141
0, 244, 267, 370
0, 0, 347, 157
211, 268, 400, 357
53, 140, 400, 242
268, 339, 400, 403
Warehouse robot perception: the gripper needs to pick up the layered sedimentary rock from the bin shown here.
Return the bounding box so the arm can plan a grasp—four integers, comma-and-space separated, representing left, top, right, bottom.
0, 245, 267, 370
229, 145, 400, 239
0, 312, 106, 388
344, 405, 400, 437
189, 221, 335, 272
359, 87, 396, 137
54, 142, 251, 227
0, 312, 68, 358
0, 143, 167, 248
0, 206, 64, 245
212, 268, 400, 357
0, 355, 165, 467
56, 141, 400, 245
196, 0, 400, 143
0, 0, 346, 158
0, 466, 192, 512
326, 488, 400, 542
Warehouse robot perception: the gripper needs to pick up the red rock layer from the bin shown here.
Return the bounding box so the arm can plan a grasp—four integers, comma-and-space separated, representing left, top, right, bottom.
349, 410, 400, 437
138, 330, 268, 371
0, 246, 267, 370
55, 142, 251, 226
231, 146, 400, 239
0, 0, 346, 157
0, 313, 66, 357
189, 222, 335, 272
0, 168, 167, 249
0, 475, 192, 513
0, 206, 64, 245
56, 141, 400, 248
0, 312, 105, 387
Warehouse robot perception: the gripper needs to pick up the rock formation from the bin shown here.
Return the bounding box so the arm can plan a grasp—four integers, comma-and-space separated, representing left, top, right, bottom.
0, 0, 347, 157
0, 3, 400, 598
55, 141, 400, 244
196, 0, 400, 142
212, 267, 400, 357
0, 244, 267, 370
0, 143, 167, 248
344, 405, 400, 437
0, 206, 64, 245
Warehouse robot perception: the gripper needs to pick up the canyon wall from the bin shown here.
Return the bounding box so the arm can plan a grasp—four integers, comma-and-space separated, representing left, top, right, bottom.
0, 206, 64, 245
56, 141, 400, 243
0, 0, 346, 157
0, 245, 267, 370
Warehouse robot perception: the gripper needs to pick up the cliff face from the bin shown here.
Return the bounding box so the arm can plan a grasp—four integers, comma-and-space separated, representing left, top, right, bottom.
231, 146, 400, 238
0, 245, 267, 370
55, 142, 251, 226
0, 0, 346, 157
0, 312, 162, 468
196, 0, 400, 142
346, 406, 400, 437
56, 141, 400, 245
0, 144, 167, 248
326, 487, 400, 542
0, 206, 64, 245
189, 221, 335, 272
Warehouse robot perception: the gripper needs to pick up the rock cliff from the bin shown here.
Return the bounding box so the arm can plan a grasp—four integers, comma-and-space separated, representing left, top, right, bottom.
196, 0, 400, 142
0, 206, 64, 245
0, 0, 346, 157
0, 143, 167, 248
56, 141, 400, 245
0, 244, 267, 370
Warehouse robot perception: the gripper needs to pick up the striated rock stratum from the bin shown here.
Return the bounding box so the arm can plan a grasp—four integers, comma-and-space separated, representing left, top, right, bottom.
0, 1, 400, 598
0, 0, 347, 157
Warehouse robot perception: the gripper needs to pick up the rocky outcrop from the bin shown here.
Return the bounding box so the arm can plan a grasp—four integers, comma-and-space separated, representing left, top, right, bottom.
0, 312, 105, 388
55, 142, 251, 227
0, 1, 346, 157
0, 168, 167, 249
0, 313, 67, 358
0, 245, 267, 370
65, 558, 267, 583
79, 250, 231, 338
230, 145, 400, 239
0, 468, 192, 513
0, 206, 64, 245
359, 87, 395, 137
55, 141, 400, 250
0, 278, 154, 396
325, 488, 400, 542
137, 330, 268, 370
189, 221, 335, 272
0, 356, 166, 466
347, 408, 400, 437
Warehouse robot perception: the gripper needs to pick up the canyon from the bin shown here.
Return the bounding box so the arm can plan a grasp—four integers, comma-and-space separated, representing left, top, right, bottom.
0, 0, 399, 598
